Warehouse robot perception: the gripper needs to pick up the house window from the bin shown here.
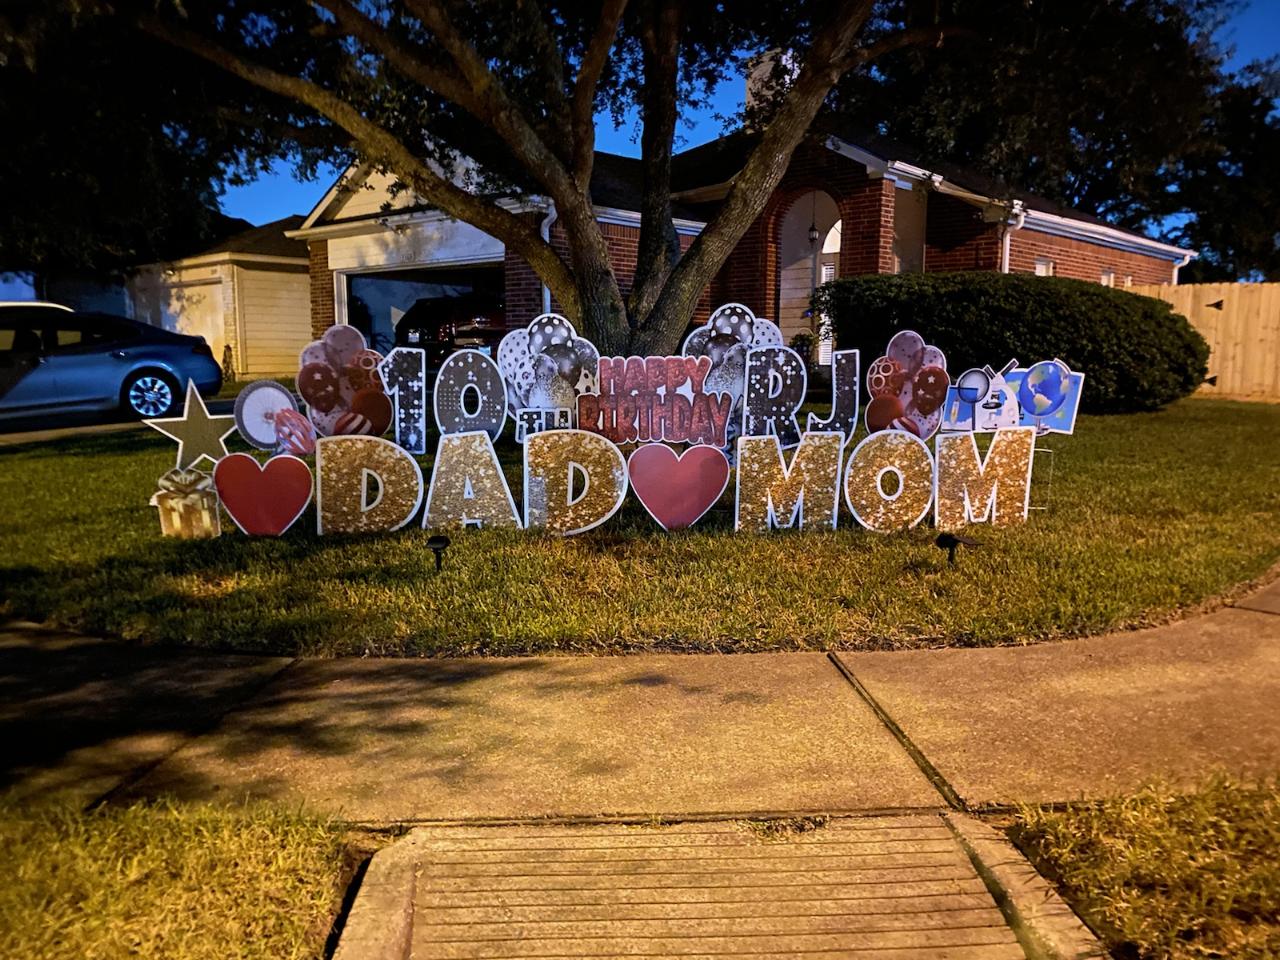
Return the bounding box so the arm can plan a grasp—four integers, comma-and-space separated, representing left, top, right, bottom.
1100, 270, 1115, 287
1034, 258, 1055, 277
821, 263, 836, 284
1124, 275, 1133, 288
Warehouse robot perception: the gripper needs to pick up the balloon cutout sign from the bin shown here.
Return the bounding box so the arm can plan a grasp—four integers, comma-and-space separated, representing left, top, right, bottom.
142, 303, 1082, 542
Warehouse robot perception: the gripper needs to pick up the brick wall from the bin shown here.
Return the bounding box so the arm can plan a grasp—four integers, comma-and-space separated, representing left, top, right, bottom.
839, 177, 896, 276
1008, 230, 1175, 285
714, 142, 896, 322
919, 198, 1177, 284
503, 254, 545, 327
924, 194, 1000, 273
505, 220, 709, 333
308, 240, 334, 338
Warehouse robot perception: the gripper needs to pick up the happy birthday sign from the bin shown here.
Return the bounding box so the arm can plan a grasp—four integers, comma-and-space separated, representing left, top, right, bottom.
144, 303, 1083, 540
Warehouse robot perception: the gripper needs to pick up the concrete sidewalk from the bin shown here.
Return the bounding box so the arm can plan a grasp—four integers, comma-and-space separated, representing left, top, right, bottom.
3, 579, 1278, 821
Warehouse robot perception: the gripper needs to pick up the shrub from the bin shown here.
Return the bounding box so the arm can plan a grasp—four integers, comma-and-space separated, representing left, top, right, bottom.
812, 272, 1209, 412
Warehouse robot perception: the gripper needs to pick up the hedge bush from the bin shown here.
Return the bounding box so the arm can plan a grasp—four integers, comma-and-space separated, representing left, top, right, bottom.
812, 272, 1209, 412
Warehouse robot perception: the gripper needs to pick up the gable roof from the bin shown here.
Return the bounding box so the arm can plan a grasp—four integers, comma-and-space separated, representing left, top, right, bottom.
297, 157, 705, 233
193, 215, 308, 259
294, 132, 1194, 262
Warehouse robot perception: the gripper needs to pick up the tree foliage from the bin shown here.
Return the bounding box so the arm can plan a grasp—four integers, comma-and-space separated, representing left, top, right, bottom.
6, 0, 961, 351
832, 0, 1280, 279
0, 6, 339, 279
2, 0, 1275, 344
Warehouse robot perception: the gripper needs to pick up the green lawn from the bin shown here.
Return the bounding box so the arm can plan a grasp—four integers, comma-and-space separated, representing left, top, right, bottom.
0, 798, 349, 960
0, 398, 1277, 656
1013, 778, 1280, 959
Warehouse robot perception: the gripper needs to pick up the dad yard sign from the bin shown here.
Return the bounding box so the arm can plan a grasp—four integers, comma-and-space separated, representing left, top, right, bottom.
145, 303, 1083, 540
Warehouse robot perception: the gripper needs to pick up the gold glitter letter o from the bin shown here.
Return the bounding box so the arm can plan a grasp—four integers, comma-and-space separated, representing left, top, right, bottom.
844, 431, 934, 532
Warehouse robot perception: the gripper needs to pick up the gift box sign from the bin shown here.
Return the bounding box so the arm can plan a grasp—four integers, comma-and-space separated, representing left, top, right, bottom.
150, 468, 221, 539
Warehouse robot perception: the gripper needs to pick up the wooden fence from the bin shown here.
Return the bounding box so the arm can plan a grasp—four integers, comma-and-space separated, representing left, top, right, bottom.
1130, 282, 1280, 402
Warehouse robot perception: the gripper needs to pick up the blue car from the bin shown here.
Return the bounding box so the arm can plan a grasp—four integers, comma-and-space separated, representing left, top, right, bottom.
0, 302, 223, 420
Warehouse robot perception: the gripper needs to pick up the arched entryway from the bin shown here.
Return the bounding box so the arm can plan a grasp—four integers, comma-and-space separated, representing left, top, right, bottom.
776, 190, 841, 345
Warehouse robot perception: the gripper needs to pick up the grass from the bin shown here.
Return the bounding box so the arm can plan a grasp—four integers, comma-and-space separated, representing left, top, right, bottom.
0, 798, 349, 960
0, 397, 1277, 656
1012, 778, 1280, 959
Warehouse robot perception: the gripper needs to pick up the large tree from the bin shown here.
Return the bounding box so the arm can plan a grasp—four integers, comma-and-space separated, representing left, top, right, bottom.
14, 0, 959, 354
1168, 63, 1280, 281
830, 0, 1280, 279
0, 8, 329, 285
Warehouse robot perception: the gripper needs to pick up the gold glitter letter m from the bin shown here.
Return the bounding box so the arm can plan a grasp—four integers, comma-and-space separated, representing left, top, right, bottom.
734, 432, 844, 532
934, 427, 1036, 530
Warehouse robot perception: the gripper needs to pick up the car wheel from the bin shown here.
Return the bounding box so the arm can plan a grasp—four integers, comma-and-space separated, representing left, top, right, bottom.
122, 371, 179, 419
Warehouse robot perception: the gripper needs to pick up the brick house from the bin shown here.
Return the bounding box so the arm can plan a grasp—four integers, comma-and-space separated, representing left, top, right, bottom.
288, 126, 1195, 354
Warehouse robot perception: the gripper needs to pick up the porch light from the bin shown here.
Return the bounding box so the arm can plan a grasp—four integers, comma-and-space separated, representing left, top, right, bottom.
808, 222, 819, 246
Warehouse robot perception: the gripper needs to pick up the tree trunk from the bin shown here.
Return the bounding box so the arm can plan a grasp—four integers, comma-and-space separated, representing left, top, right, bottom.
627, 295, 690, 355
556, 190, 633, 353
579, 288, 632, 355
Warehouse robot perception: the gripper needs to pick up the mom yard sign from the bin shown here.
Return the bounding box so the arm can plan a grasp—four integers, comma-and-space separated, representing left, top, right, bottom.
145, 303, 1083, 540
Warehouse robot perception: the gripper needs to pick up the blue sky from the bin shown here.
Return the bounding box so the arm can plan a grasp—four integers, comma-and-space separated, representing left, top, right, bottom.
220, 1, 1280, 226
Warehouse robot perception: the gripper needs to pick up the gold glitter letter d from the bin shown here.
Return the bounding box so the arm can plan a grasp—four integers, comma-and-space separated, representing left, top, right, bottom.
524, 429, 628, 536
316, 436, 424, 534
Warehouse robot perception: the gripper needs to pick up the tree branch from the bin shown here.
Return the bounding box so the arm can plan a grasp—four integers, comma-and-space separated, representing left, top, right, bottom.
626, 0, 681, 323
636, 0, 878, 348
513, 0, 574, 144
837, 23, 974, 71
312, 0, 477, 112
401, 0, 581, 206
569, 0, 629, 185
404, 0, 627, 347
210, 105, 346, 151
135, 12, 580, 317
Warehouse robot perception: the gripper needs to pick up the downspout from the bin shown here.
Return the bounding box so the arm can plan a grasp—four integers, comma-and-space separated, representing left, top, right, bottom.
1172, 252, 1192, 285
1000, 201, 1025, 274
539, 203, 557, 315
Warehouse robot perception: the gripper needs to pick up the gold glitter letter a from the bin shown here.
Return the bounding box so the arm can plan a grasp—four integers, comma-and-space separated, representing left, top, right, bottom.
934, 427, 1035, 530
424, 432, 521, 530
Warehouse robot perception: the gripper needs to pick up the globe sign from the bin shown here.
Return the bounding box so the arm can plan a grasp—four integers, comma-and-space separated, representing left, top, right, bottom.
1017, 360, 1070, 419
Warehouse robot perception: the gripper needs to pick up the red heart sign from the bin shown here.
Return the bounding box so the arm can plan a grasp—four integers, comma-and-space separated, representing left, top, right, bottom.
627, 444, 730, 531
213, 453, 313, 536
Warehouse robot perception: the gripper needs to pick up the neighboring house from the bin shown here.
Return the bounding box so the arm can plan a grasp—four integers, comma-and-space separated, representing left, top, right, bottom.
127, 215, 311, 379
291, 125, 1196, 353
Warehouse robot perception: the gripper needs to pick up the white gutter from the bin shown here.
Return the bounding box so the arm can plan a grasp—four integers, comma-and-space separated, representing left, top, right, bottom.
1172, 252, 1193, 285
1019, 208, 1195, 262
1000, 202, 1026, 273
0, 300, 71, 311
822, 135, 1197, 264
539, 203, 558, 314
593, 205, 705, 236
156, 252, 308, 269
